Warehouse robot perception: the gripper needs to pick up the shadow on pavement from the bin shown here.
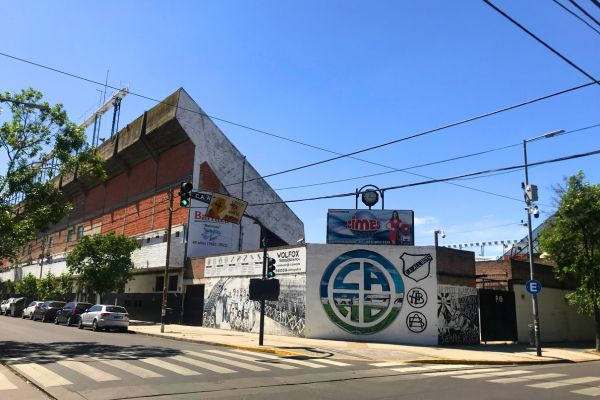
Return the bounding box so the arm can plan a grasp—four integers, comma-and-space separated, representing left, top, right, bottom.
0, 340, 184, 364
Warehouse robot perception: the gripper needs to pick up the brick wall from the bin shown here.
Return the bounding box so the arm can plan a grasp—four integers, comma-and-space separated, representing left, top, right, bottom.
436, 247, 476, 287
186, 257, 206, 280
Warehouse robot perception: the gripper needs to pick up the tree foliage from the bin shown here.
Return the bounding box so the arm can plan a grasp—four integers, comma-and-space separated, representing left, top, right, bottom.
0, 88, 106, 260
15, 273, 38, 300
36, 272, 59, 300
66, 232, 139, 299
539, 171, 600, 351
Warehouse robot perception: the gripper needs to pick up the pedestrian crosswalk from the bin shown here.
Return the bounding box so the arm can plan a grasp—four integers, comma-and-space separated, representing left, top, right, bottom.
2, 350, 600, 398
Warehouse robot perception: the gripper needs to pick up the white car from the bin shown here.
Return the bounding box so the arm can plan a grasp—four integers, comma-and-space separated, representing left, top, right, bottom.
22, 301, 43, 319
1, 298, 15, 315
79, 304, 129, 332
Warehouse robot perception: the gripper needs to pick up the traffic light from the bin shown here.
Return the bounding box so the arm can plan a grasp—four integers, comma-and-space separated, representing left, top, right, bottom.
267, 257, 276, 279
178, 181, 193, 207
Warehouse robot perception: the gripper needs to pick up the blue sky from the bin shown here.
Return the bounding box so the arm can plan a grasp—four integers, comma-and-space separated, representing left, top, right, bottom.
1, 1, 599, 257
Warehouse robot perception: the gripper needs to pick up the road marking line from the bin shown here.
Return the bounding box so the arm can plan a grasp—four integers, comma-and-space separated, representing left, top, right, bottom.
140, 358, 202, 376
206, 350, 297, 370
0, 372, 18, 391
58, 361, 120, 382
528, 376, 600, 389
453, 370, 530, 379
13, 363, 72, 387
370, 362, 410, 367
425, 367, 503, 377
424, 364, 474, 370
311, 359, 351, 367
99, 360, 163, 379
488, 373, 567, 384
390, 366, 431, 373
571, 387, 600, 396
183, 351, 269, 372
169, 355, 236, 374
229, 349, 326, 369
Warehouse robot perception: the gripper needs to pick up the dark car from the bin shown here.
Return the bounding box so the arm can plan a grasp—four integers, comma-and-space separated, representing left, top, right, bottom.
54, 302, 93, 326
33, 301, 66, 322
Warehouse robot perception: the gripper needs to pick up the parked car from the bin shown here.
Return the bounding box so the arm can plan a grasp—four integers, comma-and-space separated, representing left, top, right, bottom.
79, 305, 129, 332
1, 298, 15, 315
32, 301, 66, 322
54, 302, 93, 326
8, 297, 26, 317
22, 301, 43, 319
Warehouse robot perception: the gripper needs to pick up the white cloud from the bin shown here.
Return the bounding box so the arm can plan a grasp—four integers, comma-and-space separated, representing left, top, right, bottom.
414, 216, 437, 226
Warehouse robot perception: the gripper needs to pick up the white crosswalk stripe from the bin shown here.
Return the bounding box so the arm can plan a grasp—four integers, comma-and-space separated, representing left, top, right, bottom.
99, 359, 163, 379
311, 358, 351, 367
370, 361, 410, 367
58, 360, 120, 382
207, 350, 298, 370
0, 371, 17, 391
139, 358, 202, 376
170, 355, 237, 374
528, 376, 600, 389
453, 369, 529, 379
183, 351, 269, 372
13, 363, 72, 387
390, 366, 432, 373
571, 387, 600, 397
228, 350, 326, 369
488, 373, 567, 384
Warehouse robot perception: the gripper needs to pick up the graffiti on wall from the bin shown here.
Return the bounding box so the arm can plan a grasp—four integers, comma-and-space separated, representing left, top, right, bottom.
437, 285, 479, 345
202, 275, 306, 337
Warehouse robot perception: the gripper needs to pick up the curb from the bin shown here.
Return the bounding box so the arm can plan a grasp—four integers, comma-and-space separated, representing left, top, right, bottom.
403, 358, 573, 365
130, 329, 311, 357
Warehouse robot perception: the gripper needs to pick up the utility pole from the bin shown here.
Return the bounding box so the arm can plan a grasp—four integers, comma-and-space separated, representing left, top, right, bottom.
259, 226, 267, 346
523, 139, 542, 357
160, 186, 175, 333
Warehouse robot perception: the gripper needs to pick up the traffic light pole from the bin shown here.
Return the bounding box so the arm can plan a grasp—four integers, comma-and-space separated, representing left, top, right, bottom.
160, 186, 175, 334
259, 227, 267, 346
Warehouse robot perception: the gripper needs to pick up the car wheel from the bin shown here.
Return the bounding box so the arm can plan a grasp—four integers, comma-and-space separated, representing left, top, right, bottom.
78, 319, 84, 329
92, 320, 100, 332
66, 317, 72, 326
41, 314, 46, 323
54, 317, 59, 325
120, 327, 128, 333
30, 313, 34, 320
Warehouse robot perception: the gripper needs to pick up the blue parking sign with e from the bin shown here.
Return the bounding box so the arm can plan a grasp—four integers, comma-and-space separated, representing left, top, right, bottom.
526, 279, 542, 294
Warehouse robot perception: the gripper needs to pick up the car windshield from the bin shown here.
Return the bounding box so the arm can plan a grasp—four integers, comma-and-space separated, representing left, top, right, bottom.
49, 302, 66, 307
106, 306, 127, 313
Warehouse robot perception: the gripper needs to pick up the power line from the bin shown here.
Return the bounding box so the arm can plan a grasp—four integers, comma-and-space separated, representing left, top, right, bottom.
248, 147, 600, 206
483, 0, 600, 84
567, 0, 600, 27
0, 50, 597, 191
551, 0, 600, 35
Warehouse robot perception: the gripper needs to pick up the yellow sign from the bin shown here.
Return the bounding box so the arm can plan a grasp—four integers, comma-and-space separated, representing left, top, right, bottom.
205, 193, 247, 224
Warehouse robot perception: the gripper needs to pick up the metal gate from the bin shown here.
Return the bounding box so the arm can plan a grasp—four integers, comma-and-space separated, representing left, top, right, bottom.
478, 289, 518, 342
183, 284, 204, 326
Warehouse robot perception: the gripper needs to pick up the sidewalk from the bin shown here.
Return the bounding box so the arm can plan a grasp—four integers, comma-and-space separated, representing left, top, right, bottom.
128, 321, 600, 365
0, 365, 50, 400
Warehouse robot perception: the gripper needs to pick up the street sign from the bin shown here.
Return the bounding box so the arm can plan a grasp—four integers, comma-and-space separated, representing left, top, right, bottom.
190, 191, 212, 204
206, 192, 247, 224
526, 279, 542, 295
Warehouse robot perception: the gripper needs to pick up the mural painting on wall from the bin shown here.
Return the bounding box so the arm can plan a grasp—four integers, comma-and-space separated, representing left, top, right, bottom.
437, 285, 479, 345
203, 275, 306, 337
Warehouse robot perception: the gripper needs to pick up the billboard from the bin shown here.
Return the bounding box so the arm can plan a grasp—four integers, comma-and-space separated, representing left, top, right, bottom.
204, 246, 306, 278
187, 200, 237, 257
327, 209, 414, 245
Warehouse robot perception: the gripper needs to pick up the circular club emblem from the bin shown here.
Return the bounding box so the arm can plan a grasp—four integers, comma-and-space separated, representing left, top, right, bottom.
406, 287, 427, 309
320, 249, 405, 335
406, 311, 427, 333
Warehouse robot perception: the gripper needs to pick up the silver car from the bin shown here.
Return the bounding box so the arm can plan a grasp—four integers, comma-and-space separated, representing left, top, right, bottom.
1, 298, 15, 315
22, 301, 43, 319
78, 304, 129, 332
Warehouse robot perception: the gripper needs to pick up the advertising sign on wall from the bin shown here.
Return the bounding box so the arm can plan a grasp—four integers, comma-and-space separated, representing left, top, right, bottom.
187, 199, 236, 258
327, 209, 414, 246
205, 246, 306, 278
305, 244, 437, 345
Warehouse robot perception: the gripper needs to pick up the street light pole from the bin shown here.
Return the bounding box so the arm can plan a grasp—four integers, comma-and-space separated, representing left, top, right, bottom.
160, 186, 175, 334
523, 139, 542, 357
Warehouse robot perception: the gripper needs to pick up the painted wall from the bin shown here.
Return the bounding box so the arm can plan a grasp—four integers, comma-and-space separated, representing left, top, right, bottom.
438, 285, 480, 345
514, 286, 595, 343
305, 244, 438, 345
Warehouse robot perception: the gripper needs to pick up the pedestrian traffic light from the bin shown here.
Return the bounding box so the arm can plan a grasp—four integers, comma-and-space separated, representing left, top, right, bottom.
267, 257, 276, 279
178, 181, 193, 208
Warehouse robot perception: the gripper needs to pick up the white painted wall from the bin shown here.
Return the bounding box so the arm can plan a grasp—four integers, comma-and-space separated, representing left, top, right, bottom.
514, 286, 595, 343
176, 89, 304, 246
305, 244, 438, 345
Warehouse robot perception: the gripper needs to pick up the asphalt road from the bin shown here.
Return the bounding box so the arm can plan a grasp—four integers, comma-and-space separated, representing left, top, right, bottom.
1, 315, 600, 400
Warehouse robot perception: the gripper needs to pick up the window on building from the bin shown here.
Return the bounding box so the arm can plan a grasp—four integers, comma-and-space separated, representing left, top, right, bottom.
47, 236, 54, 249
76, 225, 84, 240
155, 275, 179, 292
155, 276, 164, 292
66, 229, 74, 242
169, 275, 178, 291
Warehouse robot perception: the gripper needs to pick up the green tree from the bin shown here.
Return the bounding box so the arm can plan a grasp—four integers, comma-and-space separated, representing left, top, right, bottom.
0, 88, 105, 261
66, 232, 139, 301
539, 171, 600, 352
37, 272, 58, 300
56, 273, 74, 300
15, 273, 38, 300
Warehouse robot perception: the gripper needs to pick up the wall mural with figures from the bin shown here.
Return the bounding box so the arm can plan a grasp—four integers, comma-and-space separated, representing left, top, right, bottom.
437, 285, 480, 345
202, 275, 306, 336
